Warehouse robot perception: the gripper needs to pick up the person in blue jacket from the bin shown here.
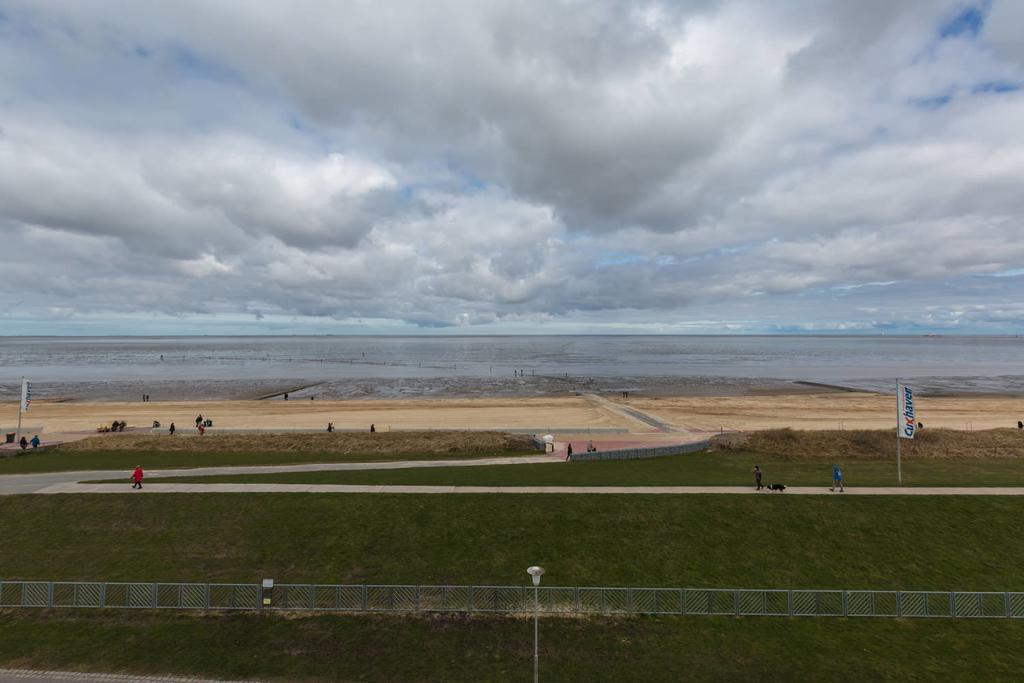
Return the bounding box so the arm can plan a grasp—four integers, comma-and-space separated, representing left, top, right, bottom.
830, 464, 844, 492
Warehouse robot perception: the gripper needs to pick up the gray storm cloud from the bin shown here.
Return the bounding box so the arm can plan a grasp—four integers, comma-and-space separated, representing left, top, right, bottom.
0, 0, 1022, 333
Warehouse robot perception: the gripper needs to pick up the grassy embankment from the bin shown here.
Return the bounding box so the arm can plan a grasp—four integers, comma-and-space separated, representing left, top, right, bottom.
2, 609, 1022, 682
5, 429, 1024, 681
0, 432, 539, 474
2, 494, 1021, 588
154, 428, 1024, 487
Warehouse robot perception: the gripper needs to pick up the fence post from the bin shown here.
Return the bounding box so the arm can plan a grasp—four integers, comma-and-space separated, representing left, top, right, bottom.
204, 584, 210, 609
896, 591, 902, 618
787, 590, 793, 616
842, 591, 848, 617
361, 585, 368, 611
680, 589, 686, 615
734, 589, 739, 616
950, 592, 955, 618
628, 587, 634, 614
48, 582, 54, 607
1006, 592, 1011, 618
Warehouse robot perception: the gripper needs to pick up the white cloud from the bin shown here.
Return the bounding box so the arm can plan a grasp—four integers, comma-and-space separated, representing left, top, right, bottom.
0, 0, 1022, 333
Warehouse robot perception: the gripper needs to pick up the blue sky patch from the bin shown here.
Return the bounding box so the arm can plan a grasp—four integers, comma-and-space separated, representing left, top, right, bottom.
910, 93, 953, 109
939, 4, 987, 38
163, 43, 246, 86
972, 80, 1023, 95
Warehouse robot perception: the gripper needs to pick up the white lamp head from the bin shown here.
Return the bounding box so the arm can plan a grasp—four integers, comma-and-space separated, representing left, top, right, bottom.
527, 565, 545, 586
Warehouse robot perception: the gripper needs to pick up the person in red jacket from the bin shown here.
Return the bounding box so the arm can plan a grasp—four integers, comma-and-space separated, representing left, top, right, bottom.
131, 465, 144, 489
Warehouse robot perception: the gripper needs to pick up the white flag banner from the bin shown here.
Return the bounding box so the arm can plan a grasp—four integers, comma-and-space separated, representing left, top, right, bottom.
898, 382, 915, 439
20, 378, 32, 413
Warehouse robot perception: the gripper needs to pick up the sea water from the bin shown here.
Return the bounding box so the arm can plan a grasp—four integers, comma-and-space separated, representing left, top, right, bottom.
0, 335, 1021, 400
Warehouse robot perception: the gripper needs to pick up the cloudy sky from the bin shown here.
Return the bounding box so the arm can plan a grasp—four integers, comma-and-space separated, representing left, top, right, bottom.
1, 1, 1022, 335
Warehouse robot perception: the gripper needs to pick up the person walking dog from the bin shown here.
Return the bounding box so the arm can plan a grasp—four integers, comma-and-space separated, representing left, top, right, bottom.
131, 465, 144, 490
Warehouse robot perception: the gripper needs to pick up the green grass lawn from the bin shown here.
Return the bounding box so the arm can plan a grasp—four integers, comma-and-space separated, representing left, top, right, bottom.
150, 451, 1024, 487
0, 447, 534, 475
2, 609, 1022, 682
1, 494, 1021, 589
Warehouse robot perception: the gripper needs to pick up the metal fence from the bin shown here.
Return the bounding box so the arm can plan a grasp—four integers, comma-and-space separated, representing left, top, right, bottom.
568, 439, 711, 462
2, 581, 1022, 619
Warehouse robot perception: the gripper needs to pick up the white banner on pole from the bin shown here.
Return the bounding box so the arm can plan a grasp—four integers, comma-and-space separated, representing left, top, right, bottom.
897, 382, 915, 439
20, 378, 32, 413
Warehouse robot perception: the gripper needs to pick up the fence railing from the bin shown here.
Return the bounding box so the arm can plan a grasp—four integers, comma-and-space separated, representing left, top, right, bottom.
2, 581, 1022, 619
568, 439, 711, 462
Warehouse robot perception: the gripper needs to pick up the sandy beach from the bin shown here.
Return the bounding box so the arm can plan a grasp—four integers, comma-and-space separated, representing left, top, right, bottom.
0, 396, 625, 439
4, 392, 1024, 444
623, 393, 1024, 432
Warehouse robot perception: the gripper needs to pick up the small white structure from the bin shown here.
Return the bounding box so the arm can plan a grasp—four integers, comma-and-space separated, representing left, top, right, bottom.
542, 434, 555, 452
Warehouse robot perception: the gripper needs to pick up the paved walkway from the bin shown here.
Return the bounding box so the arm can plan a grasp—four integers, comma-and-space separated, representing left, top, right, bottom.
32, 483, 1024, 495
0, 670, 249, 682
0, 455, 563, 495
583, 394, 680, 433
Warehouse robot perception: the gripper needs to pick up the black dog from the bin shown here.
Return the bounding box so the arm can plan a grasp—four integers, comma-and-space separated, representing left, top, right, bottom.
767, 483, 786, 492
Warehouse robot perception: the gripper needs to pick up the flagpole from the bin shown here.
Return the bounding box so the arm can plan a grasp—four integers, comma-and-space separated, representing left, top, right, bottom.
895, 378, 902, 486
16, 376, 24, 445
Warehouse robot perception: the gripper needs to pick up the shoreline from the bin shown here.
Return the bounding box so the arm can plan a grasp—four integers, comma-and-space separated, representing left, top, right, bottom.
5, 375, 1024, 404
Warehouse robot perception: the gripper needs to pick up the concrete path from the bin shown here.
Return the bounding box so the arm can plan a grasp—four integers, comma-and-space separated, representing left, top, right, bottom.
32, 483, 1024, 495
583, 394, 680, 433
0, 454, 563, 495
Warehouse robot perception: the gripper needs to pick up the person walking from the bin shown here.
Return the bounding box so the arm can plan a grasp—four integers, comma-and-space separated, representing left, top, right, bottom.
566, 443, 573, 461
30, 435, 40, 448
130, 465, 144, 489
754, 465, 763, 491
195, 414, 203, 428
169, 422, 176, 435
370, 423, 376, 433
19, 436, 28, 450
830, 464, 844, 492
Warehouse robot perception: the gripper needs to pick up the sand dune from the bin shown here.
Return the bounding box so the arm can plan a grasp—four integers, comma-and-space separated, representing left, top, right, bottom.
627, 393, 1024, 433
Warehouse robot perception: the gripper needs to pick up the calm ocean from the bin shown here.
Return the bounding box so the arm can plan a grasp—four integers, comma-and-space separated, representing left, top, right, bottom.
1, 336, 1022, 401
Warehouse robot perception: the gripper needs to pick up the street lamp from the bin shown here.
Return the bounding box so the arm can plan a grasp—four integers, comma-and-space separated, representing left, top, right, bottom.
527, 566, 545, 683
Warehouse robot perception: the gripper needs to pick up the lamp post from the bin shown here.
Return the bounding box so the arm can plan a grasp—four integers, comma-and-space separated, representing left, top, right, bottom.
527, 565, 545, 683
